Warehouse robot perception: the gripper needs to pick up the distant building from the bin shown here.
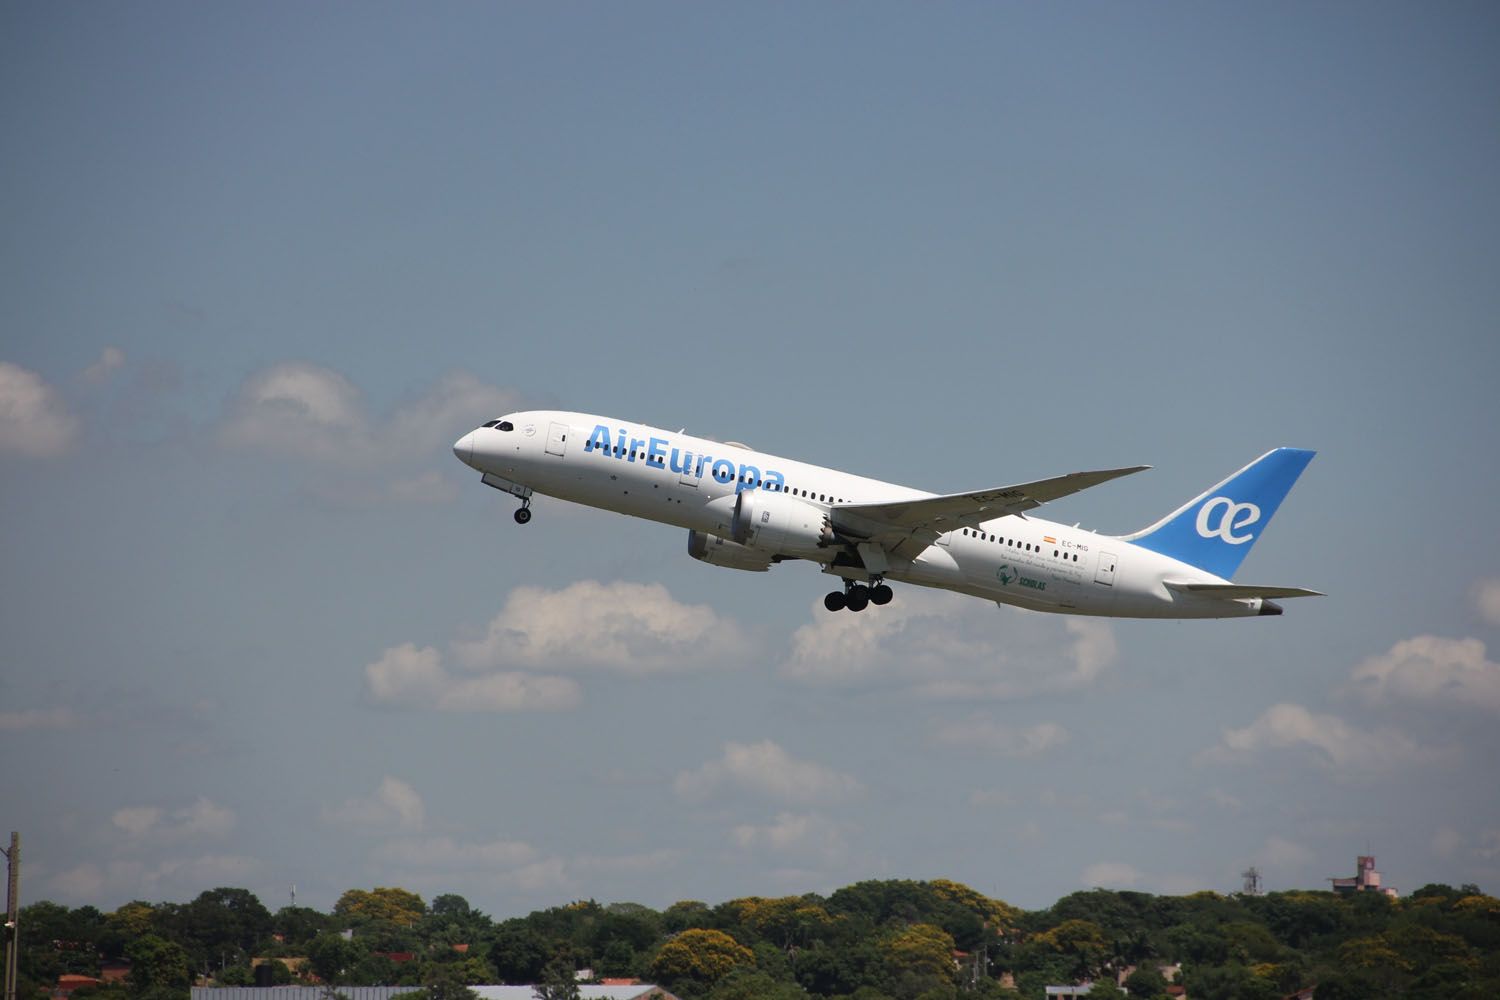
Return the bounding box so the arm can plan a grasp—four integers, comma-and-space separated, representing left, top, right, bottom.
99, 960, 131, 984
1045, 986, 1093, 999
53, 975, 102, 999
1328, 854, 1397, 897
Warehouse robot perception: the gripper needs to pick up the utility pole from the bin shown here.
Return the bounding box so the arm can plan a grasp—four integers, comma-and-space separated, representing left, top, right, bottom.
3, 832, 18, 1000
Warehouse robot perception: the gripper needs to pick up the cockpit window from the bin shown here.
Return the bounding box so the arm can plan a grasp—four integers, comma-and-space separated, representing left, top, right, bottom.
482, 420, 499, 428
496, 420, 514, 432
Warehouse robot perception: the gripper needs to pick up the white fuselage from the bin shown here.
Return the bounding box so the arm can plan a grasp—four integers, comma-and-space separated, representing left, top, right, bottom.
455, 410, 1273, 620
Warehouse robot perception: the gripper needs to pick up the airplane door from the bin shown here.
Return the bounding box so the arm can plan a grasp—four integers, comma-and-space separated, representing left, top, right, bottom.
1094, 551, 1118, 586
678, 454, 700, 487
545, 422, 568, 457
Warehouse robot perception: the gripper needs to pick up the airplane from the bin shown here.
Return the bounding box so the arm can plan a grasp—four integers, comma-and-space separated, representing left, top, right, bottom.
452, 411, 1321, 619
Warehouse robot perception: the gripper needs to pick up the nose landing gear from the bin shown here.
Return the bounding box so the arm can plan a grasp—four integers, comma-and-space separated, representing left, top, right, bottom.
823, 578, 894, 613
513, 500, 532, 524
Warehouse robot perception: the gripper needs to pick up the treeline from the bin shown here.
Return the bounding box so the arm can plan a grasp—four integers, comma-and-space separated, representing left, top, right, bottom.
16, 878, 1500, 1000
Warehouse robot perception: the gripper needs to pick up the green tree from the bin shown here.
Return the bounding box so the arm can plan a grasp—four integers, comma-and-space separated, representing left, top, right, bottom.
125, 935, 190, 1000
306, 933, 365, 984
274, 906, 335, 948
488, 921, 552, 984
532, 956, 580, 1000
157, 888, 273, 972
215, 966, 253, 986
1032, 919, 1109, 981
650, 929, 754, 988
704, 969, 810, 1000
262, 960, 294, 985
662, 901, 713, 934
101, 903, 156, 959
883, 923, 957, 993
1122, 965, 1166, 998
422, 963, 480, 1000
334, 888, 426, 927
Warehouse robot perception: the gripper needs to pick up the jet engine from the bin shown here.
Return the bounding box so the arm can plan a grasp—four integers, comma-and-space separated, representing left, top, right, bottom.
687, 530, 773, 572
730, 489, 836, 559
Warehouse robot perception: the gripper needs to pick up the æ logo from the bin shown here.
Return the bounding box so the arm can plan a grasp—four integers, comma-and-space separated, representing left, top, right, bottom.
1195, 496, 1261, 544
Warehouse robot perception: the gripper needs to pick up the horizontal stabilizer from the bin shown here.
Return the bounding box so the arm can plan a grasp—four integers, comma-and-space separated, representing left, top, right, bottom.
1164, 581, 1324, 600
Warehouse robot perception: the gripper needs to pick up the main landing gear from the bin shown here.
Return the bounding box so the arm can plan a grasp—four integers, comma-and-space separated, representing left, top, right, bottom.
513, 500, 532, 524
823, 578, 893, 613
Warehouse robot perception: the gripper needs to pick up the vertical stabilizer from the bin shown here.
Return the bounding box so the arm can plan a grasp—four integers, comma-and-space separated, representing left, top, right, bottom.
1121, 448, 1315, 579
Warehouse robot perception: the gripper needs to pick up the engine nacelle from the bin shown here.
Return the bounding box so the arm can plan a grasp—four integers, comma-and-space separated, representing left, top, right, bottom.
731, 489, 835, 559
687, 530, 773, 572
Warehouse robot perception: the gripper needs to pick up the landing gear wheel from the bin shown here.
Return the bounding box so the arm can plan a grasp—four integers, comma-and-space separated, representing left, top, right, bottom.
870, 583, 893, 605
848, 584, 870, 603
514, 506, 532, 524
823, 591, 847, 612
845, 591, 869, 612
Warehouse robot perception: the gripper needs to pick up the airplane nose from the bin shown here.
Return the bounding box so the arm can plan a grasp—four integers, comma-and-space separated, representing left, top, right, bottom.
453, 430, 476, 467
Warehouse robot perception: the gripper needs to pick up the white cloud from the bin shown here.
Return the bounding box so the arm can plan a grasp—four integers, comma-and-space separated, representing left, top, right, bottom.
364, 642, 581, 713
967, 789, 1016, 808
48, 855, 258, 903
221, 362, 518, 468
1082, 861, 1142, 888
1476, 829, 1500, 860
175, 797, 237, 837
384, 371, 517, 457
1209, 702, 1435, 773
1475, 580, 1500, 627
0, 361, 78, 456
322, 776, 427, 832
731, 812, 848, 862
1432, 827, 1462, 860
781, 590, 1116, 700
372, 835, 536, 868
1256, 835, 1315, 870
367, 581, 737, 714
1207, 788, 1244, 812
1348, 635, 1500, 715
358, 842, 679, 899
82, 346, 126, 384
934, 718, 1069, 757
452, 580, 751, 675
0, 707, 79, 732
675, 740, 863, 803
111, 806, 162, 838
110, 797, 235, 840
221, 362, 365, 460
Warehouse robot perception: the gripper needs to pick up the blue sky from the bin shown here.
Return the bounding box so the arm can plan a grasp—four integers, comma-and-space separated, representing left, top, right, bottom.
3, 2, 1499, 917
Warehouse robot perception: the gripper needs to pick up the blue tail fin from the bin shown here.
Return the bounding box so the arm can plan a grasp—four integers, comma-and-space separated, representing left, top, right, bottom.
1122, 448, 1315, 579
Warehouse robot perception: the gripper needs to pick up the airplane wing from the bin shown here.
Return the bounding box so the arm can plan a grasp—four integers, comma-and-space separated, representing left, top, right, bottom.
831, 465, 1150, 545
1164, 582, 1325, 599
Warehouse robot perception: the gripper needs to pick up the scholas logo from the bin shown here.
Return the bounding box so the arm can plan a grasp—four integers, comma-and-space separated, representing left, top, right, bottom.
583, 424, 786, 495
995, 564, 1046, 591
